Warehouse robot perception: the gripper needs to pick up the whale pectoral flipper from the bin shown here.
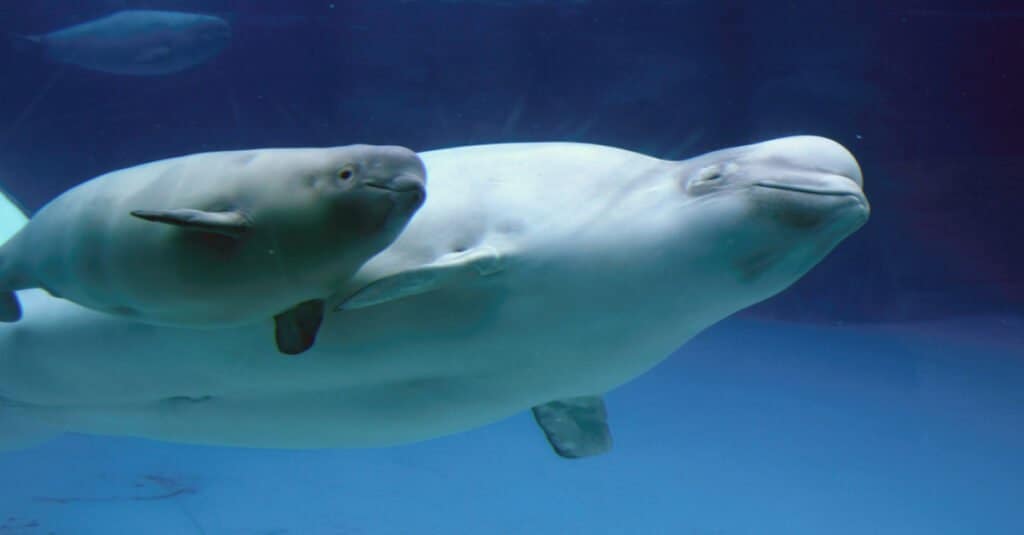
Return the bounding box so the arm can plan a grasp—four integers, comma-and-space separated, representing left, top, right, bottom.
0, 290, 21, 322
130, 209, 251, 239
0, 255, 24, 322
336, 246, 504, 310
531, 395, 612, 459
273, 299, 325, 355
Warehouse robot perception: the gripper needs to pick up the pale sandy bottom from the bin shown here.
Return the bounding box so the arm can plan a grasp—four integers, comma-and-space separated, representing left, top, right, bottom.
0, 315, 1021, 534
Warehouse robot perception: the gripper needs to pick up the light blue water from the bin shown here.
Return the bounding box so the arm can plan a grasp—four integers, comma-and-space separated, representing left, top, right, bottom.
2, 318, 1020, 534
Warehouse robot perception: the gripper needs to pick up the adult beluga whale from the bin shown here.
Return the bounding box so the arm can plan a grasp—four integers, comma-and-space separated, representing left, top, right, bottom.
10, 10, 231, 76
0, 136, 869, 458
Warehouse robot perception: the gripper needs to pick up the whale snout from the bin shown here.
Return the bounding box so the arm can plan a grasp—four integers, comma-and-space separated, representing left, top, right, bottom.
752, 135, 863, 187
365, 173, 427, 214
365, 172, 426, 194
739, 135, 869, 230
365, 146, 426, 183
360, 146, 428, 214
196, 17, 232, 43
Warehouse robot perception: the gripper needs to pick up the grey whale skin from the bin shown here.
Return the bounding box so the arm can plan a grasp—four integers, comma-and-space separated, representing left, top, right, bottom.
0, 136, 869, 458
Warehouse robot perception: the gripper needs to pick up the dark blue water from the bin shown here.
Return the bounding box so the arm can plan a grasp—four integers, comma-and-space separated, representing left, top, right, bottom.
0, 2, 1021, 533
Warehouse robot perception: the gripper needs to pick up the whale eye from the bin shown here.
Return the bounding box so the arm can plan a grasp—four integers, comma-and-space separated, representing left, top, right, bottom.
338, 168, 354, 181
699, 166, 723, 182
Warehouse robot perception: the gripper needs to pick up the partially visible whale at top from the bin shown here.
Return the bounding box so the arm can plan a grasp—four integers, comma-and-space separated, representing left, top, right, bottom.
11, 10, 231, 76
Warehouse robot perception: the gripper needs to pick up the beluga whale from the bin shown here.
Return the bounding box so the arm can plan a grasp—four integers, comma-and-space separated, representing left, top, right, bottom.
0, 136, 869, 457
0, 145, 427, 355
10, 10, 232, 76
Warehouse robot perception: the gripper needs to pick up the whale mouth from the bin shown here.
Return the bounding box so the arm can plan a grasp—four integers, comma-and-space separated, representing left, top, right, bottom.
754, 181, 862, 198
365, 183, 427, 210
755, 179, 871, 224
365, 184, 425, 195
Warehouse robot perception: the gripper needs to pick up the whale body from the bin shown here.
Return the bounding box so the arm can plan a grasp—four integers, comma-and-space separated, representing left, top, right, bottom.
0, 137, 869, 457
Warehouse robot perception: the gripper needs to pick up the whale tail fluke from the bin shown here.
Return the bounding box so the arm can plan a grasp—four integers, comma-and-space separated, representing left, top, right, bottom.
0, 188, 27, 244
0, 186, 27, 322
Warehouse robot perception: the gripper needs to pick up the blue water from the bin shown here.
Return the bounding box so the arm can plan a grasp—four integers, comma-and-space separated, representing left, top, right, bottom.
1, 318, 1021, 534
1, 1, 1022, 533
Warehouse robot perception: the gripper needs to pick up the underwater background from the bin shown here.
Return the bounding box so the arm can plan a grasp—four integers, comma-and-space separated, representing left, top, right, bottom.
0, 1, 1021, 533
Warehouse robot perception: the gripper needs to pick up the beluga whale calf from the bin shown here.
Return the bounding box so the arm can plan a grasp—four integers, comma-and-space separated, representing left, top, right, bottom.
0, 136, 868, 457
10, 10, 232, 76
0, 144, 427, 355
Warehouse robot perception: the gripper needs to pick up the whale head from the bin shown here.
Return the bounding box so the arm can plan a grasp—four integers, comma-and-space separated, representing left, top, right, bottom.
654, 135, 870, 313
